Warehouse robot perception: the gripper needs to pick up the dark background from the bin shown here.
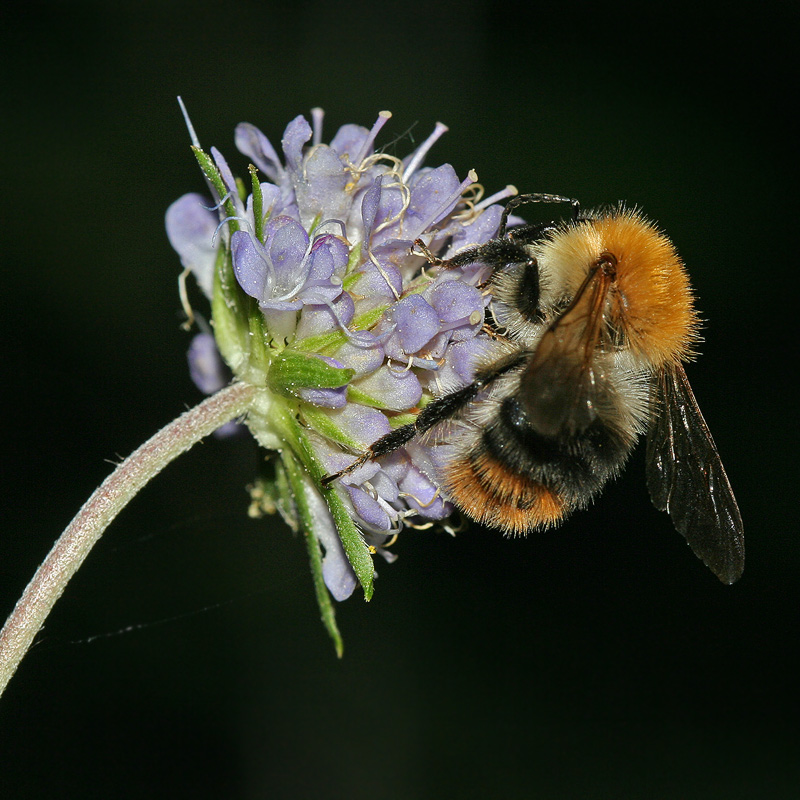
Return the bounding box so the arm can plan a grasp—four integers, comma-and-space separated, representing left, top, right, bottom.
2, 1, 797, 797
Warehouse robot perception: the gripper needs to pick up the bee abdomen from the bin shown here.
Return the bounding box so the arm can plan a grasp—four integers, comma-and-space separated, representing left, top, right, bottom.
442, 447, 566, 535
442, 397, 638, 533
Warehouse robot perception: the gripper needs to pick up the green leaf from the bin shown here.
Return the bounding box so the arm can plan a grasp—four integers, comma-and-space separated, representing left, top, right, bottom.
267, 351, 354, 398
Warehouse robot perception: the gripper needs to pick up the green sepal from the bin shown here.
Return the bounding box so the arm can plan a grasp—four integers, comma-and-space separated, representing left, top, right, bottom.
307, 213, 324, 235
345, 381, 422, 413
399, 272, 437, 297
245, 297, 270, 371
343, 245, 362, 276
300, 404, 363, 451
267, 351, 354, 398
194, 144, 270, 376
270, 403, 374, 601
344, 385, 384, 409
211, 245, 251, 368
293, 305, 389, 355
249, 164, 265, 243
193, 148, 270, 375
342, 272, 361, 292
389, 412, 418, 428
191, 146, 239, 234
235, 176, 247, 203
281, 451, 344, 658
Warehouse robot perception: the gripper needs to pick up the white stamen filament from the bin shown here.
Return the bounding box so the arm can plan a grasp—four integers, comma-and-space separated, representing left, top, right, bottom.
310, 107, 324, 147
265, 233, 317, 304
178, 267, 195, 330
367, 251, 401, 300
202, 192, 234, 212
475, 184, 518, 212
353, 110, 393, 170
401, 517, 435, 531
374, 493, 399, 520
387, 356, 415, 374
403, 122, 449, 182
312, 218, 348, 239
212, 215, 251, 247
372, 179, 412, 236
299, 292, 375, 347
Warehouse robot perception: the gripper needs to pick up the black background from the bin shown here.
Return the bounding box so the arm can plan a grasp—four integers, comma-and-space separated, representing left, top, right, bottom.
2, 2, 797, 797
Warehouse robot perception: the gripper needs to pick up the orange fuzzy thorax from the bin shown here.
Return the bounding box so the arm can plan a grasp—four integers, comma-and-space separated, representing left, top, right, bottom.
538, 209, 700, 368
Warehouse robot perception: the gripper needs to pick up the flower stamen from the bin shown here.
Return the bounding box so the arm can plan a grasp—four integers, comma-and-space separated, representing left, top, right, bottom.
178, 267, 195, 331
402, 121, 449, 182
311, 107, 325, 147
352, 110, 393, 171
475, 184, 518, 212
399, 487, 442, 509
202, 193, 235, 213
211, 215, 251, 246
407, 520, 436, 531
367, 251, 402, 300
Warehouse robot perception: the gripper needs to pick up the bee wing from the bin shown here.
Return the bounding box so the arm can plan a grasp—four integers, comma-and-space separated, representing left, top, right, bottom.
646, 364, 745, 584
519, 268, 613, 438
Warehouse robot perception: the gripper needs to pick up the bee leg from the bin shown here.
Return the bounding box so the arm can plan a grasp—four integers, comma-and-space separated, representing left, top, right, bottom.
321, 352, 528, 486
411, 193, 581, 273
501, 193, 581, 234
319, 384, 482, 487
413, 237, 533, 274
412, 237, 542, 326
320, 423, 422, 486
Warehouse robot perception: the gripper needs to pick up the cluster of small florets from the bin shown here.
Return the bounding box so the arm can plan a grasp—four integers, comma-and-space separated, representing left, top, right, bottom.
166, 109, 513, 601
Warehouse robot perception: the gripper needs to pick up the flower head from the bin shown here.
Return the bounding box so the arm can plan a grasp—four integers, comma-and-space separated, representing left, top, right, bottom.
166, 108, 515, 647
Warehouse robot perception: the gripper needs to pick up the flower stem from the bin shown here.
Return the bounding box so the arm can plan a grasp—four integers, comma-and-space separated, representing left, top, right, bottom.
0, 381, 257, 699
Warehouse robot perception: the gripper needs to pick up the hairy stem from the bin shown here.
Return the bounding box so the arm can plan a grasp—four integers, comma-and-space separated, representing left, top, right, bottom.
0, 381, 257, 699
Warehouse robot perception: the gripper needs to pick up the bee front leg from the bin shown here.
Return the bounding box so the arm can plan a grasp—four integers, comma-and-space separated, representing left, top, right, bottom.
413, 237, 534, 275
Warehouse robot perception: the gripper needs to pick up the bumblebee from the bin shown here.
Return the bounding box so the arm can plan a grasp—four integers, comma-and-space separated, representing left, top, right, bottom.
323, 194, 744, 584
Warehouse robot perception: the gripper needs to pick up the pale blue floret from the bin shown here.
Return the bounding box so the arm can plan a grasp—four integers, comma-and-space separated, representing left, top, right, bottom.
165, 193, 218, 298
166, 109, 518, 601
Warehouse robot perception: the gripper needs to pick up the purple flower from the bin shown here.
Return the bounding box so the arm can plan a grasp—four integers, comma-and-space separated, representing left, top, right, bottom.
165, 194, 218, 298
187, 333, 227, 394
166, 109, 517, 612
